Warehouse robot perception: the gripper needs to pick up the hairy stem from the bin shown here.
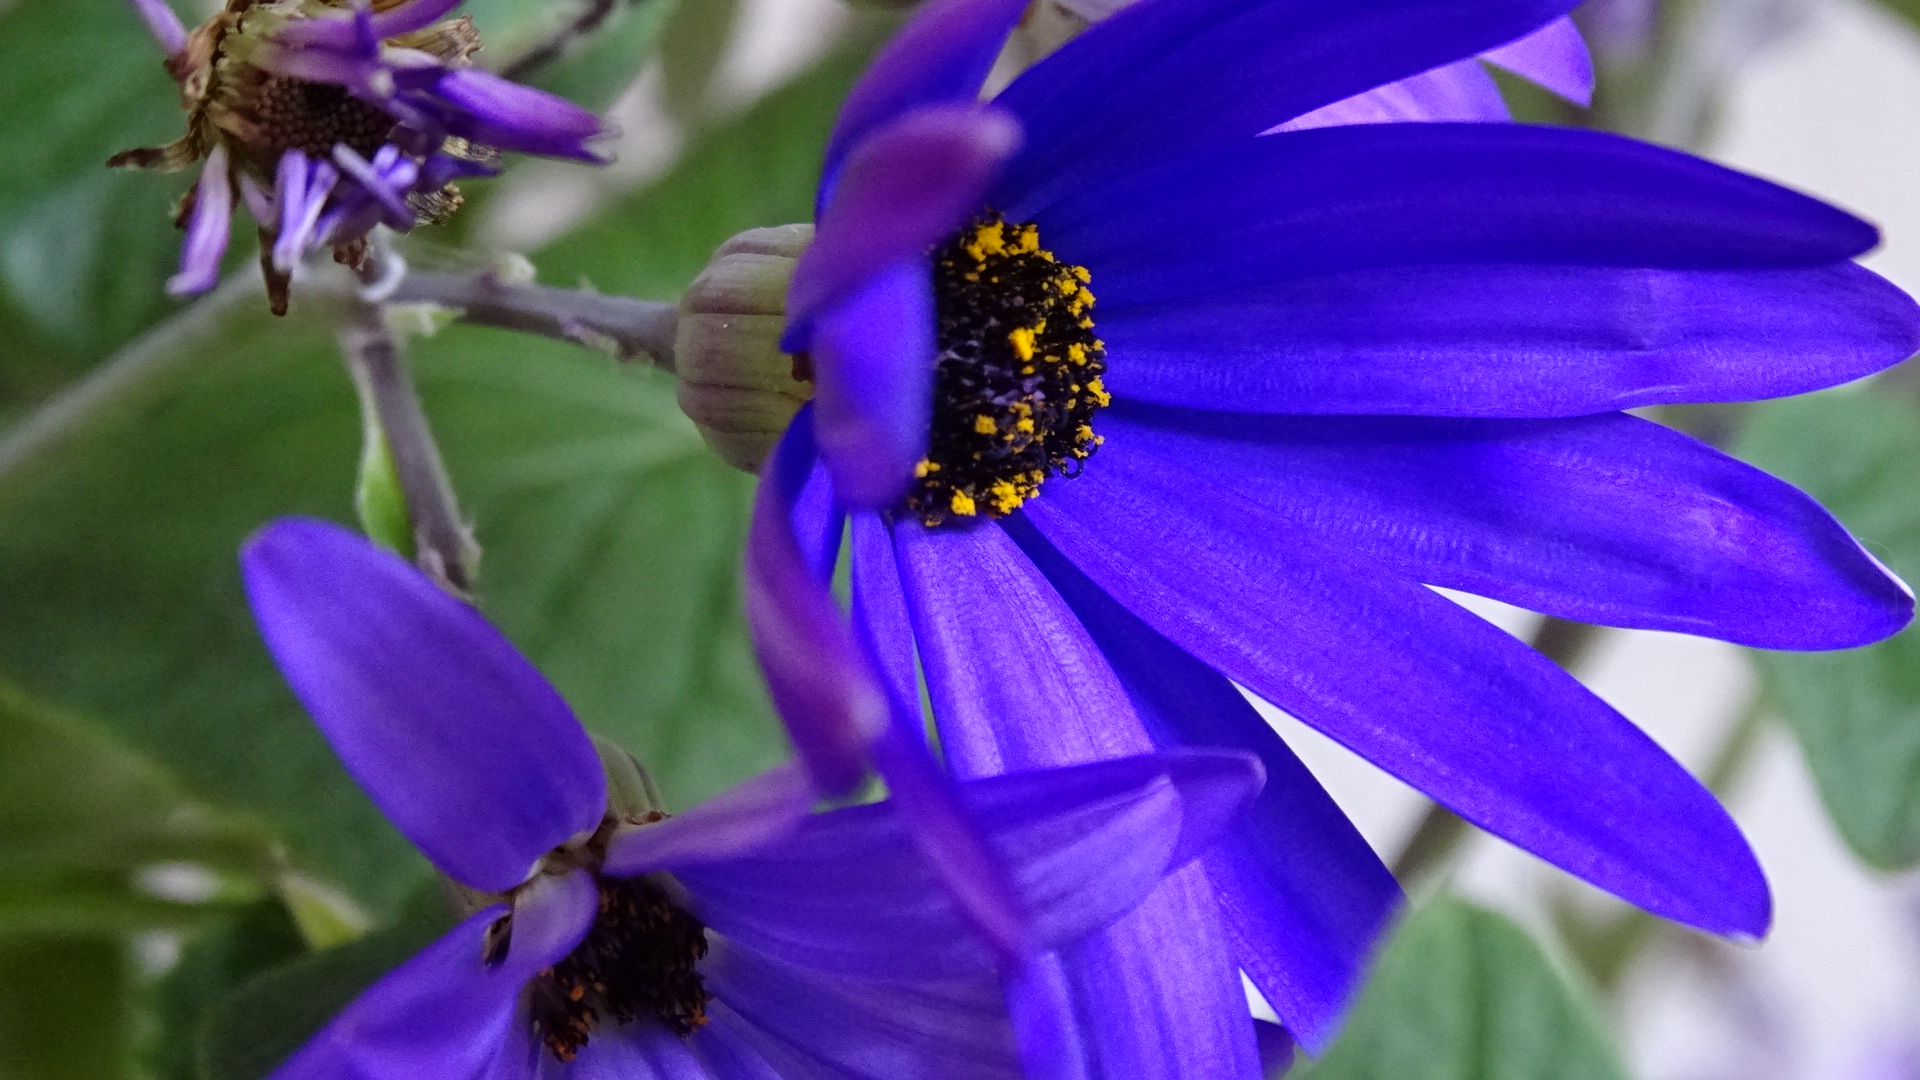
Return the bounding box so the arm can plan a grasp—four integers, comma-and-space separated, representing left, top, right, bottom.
337, 301, 479, 593
386, 267, 679, 369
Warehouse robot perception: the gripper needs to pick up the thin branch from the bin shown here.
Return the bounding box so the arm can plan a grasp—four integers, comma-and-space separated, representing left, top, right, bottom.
385, 267, 679, 370
0, 276, 258, 496
337, 301, 479, 593
498, 0, 630, 82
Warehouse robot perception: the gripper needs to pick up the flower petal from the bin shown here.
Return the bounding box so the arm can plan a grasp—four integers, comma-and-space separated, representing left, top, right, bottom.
818, 0, 1031, 204
1051, 867, 1262, 1079
1482, 16, 1593, 104
807, 260, 938, 510
1101, 406, 1913, 650
688, 1016, 788, 1080
167, 148, 234, 297
1001, 514, 1401, 1051
1099, 261, 1920, 417
1038, 122, 1878, 308
991, 0, 1577, 212
557, 1023, 712, 1080
702, 941, 1020, 1080
1270, 59, 1508, 131
788, 105, 1021, 349
428, 69, 609, 160
274, 0, 464, 49
1021, 458, 1772, 938
744, 414, 889, 795
125, 0, 187, 55
241, 517, 606, 892
268, 873, 595, 1080
602, 762, 817, 877
671, 750, 1260, 981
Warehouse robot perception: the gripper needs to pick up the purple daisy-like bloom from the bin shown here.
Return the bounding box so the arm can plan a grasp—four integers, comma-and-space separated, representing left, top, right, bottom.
111, 0, 609, 313
742, 0, 1920, 1065
241, 516, 1264, 1079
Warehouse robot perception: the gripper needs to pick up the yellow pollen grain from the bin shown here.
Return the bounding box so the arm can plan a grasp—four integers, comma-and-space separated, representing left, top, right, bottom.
1072, 266, 1091, 284
973, 414, 998, 435
1068, 343, 1088, 366
964, 222, 1007, 261
1088, 377, 1112, 406
950, 491, 978, 516
1016, 417, 1036, 433
1008, 325, 1037, 361
914, 460, 939, 478
1010, 225, 1040, 254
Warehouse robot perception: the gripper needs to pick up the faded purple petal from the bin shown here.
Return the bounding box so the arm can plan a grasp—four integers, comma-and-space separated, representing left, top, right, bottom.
1021, 460, 1771, 938
241, 517, 605, 893
273, 151, 341, 271
819, 0, 1031, 203
427, 68, 608, 160
744, 412, 889, 795
167, 147, 233, 297
701, 942, 1020, 1080
687, 1016, 788, 1080
602, 762, 817, 877
1002, 513, 1401, 1051
991, 0, 1579, 214
1483, 16, 1594, 104
1098, 261, 1920, 417
1103, 406, 1913, 650
672, 750, 1260, 982
126, 0, 187, 55
332, 144, 416, 226
788, 105, 1022, 346
1039, 123, 1878, 308
268, 871, 595, 1080
807, 261, 936, 510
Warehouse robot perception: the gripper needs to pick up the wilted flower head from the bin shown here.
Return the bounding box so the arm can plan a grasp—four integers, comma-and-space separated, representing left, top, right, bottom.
239, 516, 1264, 1077
111, 0, 608, 313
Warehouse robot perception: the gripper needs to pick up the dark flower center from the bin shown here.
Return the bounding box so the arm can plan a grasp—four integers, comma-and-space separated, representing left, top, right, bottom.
908, 212, 1108, 527
247, 75, 397, 161
515, 874, 712, 1062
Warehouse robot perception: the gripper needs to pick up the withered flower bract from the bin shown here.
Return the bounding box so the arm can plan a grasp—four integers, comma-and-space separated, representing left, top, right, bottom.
113, 0, 608, 313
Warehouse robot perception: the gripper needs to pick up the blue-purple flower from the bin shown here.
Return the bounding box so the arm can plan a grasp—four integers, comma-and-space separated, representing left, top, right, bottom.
743, 0, 1920, 1065
241, 516, 1264, 1078
112, 0, 608, 313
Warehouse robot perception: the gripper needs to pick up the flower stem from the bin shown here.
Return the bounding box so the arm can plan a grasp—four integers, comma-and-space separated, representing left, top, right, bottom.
337, 300, 480, 593
385, 266, 679, 369
1389, 616, 1608, 886
498, 0, 637, 81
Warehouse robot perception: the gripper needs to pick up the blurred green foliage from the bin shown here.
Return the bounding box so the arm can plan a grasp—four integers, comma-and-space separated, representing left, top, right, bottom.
1296, 898, 1629, 1080
1737, 388, 1920, 871
0, 0, 879, 1072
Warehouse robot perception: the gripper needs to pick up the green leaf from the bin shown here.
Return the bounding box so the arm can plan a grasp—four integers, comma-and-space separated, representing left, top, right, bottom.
149, 900, 308, 1080
0, 677, 277, 884
0, 934, 141, 1080
536, 26, 887, 299
1734, 389, 1920, 869
0, 0, 196, 386
196, 883, 455, 1080
0, 26, 877, 921
1296, 897, 1629, 1080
